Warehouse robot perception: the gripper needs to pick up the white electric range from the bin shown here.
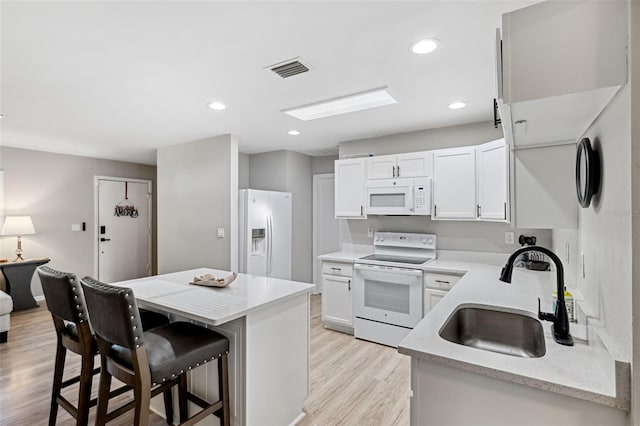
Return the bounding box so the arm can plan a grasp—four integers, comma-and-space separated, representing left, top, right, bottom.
353, 232, 436, 348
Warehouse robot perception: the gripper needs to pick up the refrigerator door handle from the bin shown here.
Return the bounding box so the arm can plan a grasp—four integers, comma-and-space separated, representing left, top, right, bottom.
267, 212, 273, 275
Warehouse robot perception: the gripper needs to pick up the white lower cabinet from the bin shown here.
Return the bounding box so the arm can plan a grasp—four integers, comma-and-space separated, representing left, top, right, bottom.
321, 261, 354, 333
423, 273, 462, 316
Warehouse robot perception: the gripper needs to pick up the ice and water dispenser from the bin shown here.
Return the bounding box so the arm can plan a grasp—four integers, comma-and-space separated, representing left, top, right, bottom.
251, 228, 266, 255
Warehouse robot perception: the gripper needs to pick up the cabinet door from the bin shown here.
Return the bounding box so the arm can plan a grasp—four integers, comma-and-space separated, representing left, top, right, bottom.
367, 155, 396, 179
334, 159, 366, 219
321, 275, 353, 327
396, 152, 432, 178
424, 288, 448, 317
432, 147, 477, 219
477, 139, 509, 221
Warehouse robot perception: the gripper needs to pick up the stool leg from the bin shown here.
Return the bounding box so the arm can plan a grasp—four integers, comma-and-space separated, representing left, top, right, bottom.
95, 365, 112, 426
133, 383, 151, 426
178, 374, 188, 422
218, 354, 230, 426
49, 342, 66, 426
76, 353, 95, 426
163, 388, 173, 425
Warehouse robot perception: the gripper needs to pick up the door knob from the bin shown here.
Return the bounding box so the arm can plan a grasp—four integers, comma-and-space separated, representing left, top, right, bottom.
100, 238, 111, 242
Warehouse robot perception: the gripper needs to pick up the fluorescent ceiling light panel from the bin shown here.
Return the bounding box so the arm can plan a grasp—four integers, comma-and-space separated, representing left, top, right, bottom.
283, 87, 397, 121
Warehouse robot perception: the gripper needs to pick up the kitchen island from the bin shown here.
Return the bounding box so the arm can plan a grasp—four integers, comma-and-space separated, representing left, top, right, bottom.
113, 268, 315, 426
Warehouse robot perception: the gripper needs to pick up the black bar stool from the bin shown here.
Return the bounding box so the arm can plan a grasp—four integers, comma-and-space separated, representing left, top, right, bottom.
80, 277, 230, 426
38, 266, 172, 425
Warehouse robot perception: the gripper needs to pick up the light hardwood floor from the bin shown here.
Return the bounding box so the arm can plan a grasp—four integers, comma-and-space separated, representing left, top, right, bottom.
0, 295, 409, 425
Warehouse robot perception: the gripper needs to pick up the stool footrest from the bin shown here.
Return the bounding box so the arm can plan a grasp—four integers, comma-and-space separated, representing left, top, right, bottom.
104, 379, 177, 422
60, 367, 101, 389
182, 392, 224, 426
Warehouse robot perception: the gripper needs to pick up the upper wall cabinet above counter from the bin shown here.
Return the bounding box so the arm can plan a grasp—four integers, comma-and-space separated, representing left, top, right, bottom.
496, 0, 627, 147
368, 152, 433, 180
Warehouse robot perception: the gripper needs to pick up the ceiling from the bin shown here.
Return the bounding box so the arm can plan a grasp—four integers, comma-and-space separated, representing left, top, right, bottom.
0, 1, 535, 165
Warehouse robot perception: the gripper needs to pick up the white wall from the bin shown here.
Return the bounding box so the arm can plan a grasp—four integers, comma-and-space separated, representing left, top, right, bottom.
338, 121, 551, 253
577, 84, 632, 360
239, 153, 250, 189
249, 150, 313, 283
157, 135, 238, 274
311, 155, 338, 174
0, 147, 157, 296
631, 1, 640, 422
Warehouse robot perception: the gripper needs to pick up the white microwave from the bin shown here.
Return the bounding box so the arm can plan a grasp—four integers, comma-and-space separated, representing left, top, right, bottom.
365, 177, 432, 215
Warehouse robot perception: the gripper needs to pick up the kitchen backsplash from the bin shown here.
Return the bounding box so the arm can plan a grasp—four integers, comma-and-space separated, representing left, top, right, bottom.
340, 216, 552, 254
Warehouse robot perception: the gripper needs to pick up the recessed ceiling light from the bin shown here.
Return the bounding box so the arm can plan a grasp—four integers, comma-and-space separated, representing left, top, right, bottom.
448, 101, 467, 110
283, 87, 397, 121
208, 102, 226, 110
410, 39, 439, 55
288, 130, 301, 136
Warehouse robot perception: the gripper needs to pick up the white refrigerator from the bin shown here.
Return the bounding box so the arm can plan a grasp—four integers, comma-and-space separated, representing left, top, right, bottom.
239, 189, 292, 280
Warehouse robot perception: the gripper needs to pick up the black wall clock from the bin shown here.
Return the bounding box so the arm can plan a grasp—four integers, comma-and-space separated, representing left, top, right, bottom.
576, 138, 600, 208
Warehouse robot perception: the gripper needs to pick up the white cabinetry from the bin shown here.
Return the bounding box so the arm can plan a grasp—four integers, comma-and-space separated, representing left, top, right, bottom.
513, 144, 577, 229
334, 159, 366, 219
432, 147, 477, 220
367, 152, 432, 179
433, 140, 509, 222
477, 139, 509, 221
497, 1, 627, 147
321, 261, 354, 333
423, 273, 461, 316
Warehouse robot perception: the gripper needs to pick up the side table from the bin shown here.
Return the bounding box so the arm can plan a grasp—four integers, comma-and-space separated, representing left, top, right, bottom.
0, 258, 50, 311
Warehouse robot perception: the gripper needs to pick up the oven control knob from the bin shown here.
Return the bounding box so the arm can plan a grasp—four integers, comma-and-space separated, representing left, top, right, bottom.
422, 238, 427, 244
380, 237, 385, 242
427, 238, 434, 245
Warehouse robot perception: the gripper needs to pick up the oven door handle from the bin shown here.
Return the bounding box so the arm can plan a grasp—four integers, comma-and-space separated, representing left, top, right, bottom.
354, 264, 423, 277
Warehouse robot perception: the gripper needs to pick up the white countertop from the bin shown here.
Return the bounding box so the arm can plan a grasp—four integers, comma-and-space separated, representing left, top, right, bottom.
401, 260, 629, 410
318, 251, 630, 410
112, 268, 315, 326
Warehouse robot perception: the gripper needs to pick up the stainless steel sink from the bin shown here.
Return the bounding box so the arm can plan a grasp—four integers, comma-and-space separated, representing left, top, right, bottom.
439, 305, 546, 358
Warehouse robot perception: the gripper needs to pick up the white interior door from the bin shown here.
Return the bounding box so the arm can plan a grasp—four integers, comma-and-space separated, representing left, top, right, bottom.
97, 178, 151, 283
313, 174, 340, 293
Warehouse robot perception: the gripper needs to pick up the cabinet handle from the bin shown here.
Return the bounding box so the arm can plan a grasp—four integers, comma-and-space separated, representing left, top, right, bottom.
434, 204, 437, 217
504, 202, 507, 220
477, 204, 481, 218
360, 205, 364, 216
331, 267, 342, 272
435, 280, 450, 284
348, 279, 351, 291
397, 165, 400, 177
392, 165, 396, 178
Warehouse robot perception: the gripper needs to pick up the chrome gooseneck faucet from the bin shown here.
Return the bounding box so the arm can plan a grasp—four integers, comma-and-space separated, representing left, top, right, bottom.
499, 246, 574, 346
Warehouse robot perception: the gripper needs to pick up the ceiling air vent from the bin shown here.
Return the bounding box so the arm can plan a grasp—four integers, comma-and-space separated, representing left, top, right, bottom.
265, 57, 312, 79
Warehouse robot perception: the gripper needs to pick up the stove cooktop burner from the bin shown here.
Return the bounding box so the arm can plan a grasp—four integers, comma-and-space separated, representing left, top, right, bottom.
358, 254, 433, 265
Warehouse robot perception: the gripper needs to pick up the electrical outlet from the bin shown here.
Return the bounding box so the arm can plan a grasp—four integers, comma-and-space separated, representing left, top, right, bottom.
368, 226, 374, 238
217, 228, 225, 238
71, 224, 81, 232
505, 231, 515, 245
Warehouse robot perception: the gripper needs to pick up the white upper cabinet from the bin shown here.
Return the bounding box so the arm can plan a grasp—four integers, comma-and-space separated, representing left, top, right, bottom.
334, 158, 366, 219
367, 155, 397, 179
396, 152, 432, 178
432, 147, 477, 220
367, 152, 432, 179
477, 139, 509, 221
497, 0, 627, 147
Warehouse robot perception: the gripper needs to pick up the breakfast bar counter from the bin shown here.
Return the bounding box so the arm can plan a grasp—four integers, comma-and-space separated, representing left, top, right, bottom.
113, 268, 315, 426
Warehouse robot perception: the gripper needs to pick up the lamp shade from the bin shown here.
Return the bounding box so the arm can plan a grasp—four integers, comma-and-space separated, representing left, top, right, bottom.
1, 216, 36, 236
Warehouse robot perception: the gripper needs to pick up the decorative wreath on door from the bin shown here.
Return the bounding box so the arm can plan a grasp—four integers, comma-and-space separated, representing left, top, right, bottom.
114, 181, 139, 218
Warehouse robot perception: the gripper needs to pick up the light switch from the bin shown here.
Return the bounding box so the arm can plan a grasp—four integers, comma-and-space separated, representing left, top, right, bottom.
71, 224, 82, 232
217, 228, 225, 238
367, 226, 374, 238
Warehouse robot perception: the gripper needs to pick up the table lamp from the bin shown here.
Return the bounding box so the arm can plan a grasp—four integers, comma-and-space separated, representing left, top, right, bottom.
1, 216, 36, 262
